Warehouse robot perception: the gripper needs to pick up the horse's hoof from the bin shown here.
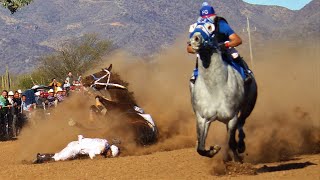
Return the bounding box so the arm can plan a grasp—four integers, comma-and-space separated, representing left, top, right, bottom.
237, 140, 246, 154
208, 145, 221, 157
234, 154, 244, 163
223, 152, 232, 163
197, 145, 221, 158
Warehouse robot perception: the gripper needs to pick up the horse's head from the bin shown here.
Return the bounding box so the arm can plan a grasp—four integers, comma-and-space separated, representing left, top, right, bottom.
82, 64, 126, 91
189, 18, 219, 54
83, 64, 136, 105
82, 64, 112, 88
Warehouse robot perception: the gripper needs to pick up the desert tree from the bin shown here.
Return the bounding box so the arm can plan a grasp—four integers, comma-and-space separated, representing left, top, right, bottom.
37, 34, 112, 83
1, 0, 33, 14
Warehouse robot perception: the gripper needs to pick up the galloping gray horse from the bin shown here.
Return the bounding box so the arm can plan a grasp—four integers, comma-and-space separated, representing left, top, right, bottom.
189, 20, 257, 161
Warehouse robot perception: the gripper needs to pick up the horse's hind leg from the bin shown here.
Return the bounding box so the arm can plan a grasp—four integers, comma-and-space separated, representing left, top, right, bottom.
237, 109, 248, 154
227, 116, 242, 163
237, 121, 246, 154
237, 108, 251, 154
237, 87, 257, 153
238, 79, 258, 154
196, 113, 220, 158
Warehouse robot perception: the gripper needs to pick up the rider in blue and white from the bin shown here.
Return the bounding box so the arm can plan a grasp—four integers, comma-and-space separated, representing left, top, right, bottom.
187, 2, 252, 84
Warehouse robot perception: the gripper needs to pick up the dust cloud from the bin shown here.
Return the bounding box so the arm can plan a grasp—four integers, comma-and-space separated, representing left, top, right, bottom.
210, 39, 319, 168
17, 38, 319, 164
17, 94, 98, 160
94, 38, 320, 160
241, 40, 320, 163
93, 40, 199, 155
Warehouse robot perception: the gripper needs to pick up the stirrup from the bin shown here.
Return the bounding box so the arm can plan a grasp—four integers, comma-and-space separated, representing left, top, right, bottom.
244, 71, 252, 85
190, 76, 196, 84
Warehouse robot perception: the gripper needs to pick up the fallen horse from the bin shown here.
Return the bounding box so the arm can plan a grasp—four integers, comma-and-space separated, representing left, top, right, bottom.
80, 64, 158, 145
93, 95, 158, 145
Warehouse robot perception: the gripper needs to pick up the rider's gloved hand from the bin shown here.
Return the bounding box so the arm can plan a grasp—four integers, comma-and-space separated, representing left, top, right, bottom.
218, 41, 230, 52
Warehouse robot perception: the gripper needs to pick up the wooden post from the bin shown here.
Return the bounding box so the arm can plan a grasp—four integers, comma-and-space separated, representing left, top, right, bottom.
246, 16, 254, 69
6, 66, 10, 90
1, 75, 3, 89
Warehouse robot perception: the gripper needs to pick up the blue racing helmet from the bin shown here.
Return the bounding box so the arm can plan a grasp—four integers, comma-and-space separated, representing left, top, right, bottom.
200, 5, 215, 18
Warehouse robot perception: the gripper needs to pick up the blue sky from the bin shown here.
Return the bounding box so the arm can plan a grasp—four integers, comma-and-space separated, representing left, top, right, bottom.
242, 0, 313, 10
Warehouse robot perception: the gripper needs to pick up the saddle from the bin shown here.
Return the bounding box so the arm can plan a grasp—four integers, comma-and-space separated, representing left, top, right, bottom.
221, 54, 246, 80
192, 55, 252, 84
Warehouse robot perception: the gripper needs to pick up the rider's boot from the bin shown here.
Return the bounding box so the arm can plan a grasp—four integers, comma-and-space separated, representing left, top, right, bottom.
234, 56, 252, 85
34, 153, 55, 164
190, 68, 198, 84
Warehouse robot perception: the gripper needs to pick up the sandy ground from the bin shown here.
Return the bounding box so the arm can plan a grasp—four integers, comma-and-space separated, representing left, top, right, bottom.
0, 40, 319, 179
0, 140, 319, 179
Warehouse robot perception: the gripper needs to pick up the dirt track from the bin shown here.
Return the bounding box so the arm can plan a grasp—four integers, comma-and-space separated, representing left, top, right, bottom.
0, 140, 319, 179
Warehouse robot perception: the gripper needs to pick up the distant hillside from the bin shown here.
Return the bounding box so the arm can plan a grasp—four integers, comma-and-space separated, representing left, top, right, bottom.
285, 0, 320, 37
0, 0, 318, 74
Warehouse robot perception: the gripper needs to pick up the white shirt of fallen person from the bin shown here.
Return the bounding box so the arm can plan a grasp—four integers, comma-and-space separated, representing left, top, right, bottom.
53, 135, 119, 161
34, 135, 120, 163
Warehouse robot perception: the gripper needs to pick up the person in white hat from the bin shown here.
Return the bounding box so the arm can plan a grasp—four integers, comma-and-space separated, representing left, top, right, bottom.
56, 87, 65, 102
56, 87, 63, 92
17, 89, 22, 98
34, 135, 120, 163
48, 89, 54, 93
46, 89, 56, 107
35, 91, 46, 109
7, 91, 14, 105
6, 91, 15, 138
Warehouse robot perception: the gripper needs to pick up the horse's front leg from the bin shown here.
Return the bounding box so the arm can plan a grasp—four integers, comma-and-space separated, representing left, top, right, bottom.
196, 113, 221, 158
227, 116, 243, 163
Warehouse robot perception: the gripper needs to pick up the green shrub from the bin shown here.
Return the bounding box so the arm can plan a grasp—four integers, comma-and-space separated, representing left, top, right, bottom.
14, 34, 112, 89
1, 0, 33, 14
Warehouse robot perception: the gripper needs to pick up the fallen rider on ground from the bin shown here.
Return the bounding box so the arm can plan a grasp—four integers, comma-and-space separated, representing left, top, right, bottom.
34, 135, 120, 163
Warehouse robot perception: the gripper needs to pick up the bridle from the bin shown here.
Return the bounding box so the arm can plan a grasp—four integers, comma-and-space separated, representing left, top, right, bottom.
90, 68, 126, 90
189, 17, 220, 51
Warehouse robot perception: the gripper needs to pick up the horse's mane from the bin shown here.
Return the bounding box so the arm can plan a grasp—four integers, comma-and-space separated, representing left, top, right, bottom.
108, 71, 137, 105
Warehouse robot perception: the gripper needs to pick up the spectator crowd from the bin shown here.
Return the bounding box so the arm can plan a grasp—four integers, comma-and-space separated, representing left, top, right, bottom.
0, 72, 83, 141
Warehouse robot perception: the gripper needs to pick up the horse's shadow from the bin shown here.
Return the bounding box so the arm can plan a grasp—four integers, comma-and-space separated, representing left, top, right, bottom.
256, 161, 316, 173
